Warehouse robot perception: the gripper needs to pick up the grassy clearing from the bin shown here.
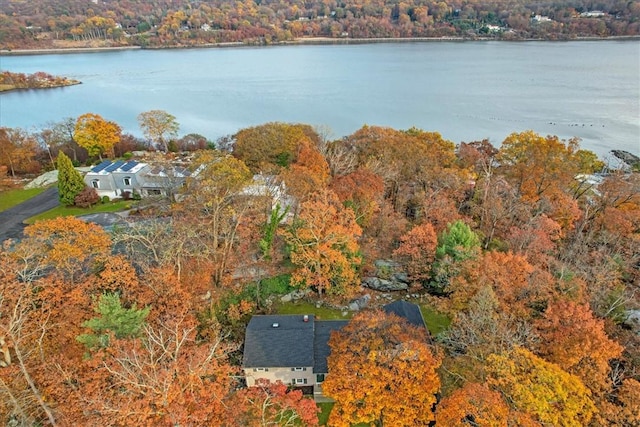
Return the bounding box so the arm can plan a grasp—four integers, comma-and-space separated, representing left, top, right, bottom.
0, 187, 46, 212
317, 402, 334, 425
25, 200, 134, 223
419, 304, 451, 336
275, 300, 353, 321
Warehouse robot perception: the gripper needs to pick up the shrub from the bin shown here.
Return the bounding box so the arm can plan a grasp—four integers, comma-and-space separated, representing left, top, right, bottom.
75, 187, 100, 208
101, 195, 110, 204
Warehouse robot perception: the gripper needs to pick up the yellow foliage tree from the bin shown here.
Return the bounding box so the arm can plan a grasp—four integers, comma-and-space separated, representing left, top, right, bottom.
486, 347, 596, 427
16, 216, 112, 283
74, 113, 121, 159
323, 310, 441, 427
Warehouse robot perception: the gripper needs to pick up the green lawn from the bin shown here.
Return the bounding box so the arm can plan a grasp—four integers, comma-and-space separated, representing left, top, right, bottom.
0, 187, 46, 212
419, 304, 451, 336
317, 402, 334, 426
275, 300, 353, 320
25, 200, 134, 224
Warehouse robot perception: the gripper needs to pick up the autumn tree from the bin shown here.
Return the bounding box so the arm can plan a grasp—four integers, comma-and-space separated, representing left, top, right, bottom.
0, 127, 40, 177
81, 313, 236, 426
497, 131, 581, 210
172, 150, 255, 284
224, 380, 320, 426
74, 113, 121, 159
280, 139, 330, 203
329, 167, 385, 228
137, 109, 180, 152
16, 216, 112, 283
392, 222, 438, 284
56, 150, 86, 206
535, 299, 626, 423
435, 382, 511, 427
323, 310, 441, 427
233, 122, 319, 173
282, 188, 362, 297
486, 347, 596, 427
440, 286, 538, 362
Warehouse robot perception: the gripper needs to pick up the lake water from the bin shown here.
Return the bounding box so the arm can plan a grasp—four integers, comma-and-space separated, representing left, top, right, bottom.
1, 41, 639, 159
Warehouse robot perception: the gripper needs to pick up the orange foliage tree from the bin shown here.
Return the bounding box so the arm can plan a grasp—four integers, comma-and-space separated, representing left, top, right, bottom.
329, 167, 385, 228
392, 222, 438, 284
323, 310, 441, 427
282, 188, 362, 297
435, 382, 510, 426
280, 140, 330, 203
224, 380, 320, 426
16, 216, 112, 283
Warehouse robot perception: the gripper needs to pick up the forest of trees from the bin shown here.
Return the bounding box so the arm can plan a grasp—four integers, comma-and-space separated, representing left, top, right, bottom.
0, 0, 638, 49
0, 116, 639, 425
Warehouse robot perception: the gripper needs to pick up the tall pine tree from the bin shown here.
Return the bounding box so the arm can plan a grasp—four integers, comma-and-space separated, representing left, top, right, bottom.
57, 151, 86, 206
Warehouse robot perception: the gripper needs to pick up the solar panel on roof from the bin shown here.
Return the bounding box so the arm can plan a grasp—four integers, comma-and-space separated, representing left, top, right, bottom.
91, 160, 112, 173
120, 161, 138, 172
104, 160, 125, 172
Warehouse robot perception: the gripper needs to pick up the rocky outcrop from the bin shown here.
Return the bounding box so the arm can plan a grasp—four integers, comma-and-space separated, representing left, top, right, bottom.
362, 259, 410, 292
612, 150, 640, 170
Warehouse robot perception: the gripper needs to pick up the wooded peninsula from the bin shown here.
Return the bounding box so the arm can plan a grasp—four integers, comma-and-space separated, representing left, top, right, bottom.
0, 71, 81, 92
0, 0, 638, 50
1, 114, 639, 425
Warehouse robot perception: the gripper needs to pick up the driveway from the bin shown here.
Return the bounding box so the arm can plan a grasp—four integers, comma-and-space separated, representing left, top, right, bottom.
0, 187, 59, 242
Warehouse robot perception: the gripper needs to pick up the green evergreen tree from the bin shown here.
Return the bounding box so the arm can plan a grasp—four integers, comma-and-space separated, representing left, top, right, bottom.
436, 220, 481, 261
430, 220, 481, 294
77, 293, 150, 350
57, 151, 86, 206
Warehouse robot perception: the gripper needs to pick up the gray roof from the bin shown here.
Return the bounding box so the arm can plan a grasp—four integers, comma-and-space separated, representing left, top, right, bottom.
313, 321, 348, 374
243, 315, 315, 368
383, 300, 427, 330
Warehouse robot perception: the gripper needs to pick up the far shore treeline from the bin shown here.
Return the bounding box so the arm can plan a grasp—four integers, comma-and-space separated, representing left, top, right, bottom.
0, 0, 638, 51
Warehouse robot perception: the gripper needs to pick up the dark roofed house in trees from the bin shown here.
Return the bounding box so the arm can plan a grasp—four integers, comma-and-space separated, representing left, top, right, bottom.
242, 301, 428, 400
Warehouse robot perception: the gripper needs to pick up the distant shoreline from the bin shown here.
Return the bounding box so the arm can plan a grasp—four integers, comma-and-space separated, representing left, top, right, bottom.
1, 35, 638, 56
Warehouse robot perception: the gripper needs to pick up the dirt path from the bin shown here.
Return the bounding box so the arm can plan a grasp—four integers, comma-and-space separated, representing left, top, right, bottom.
0, 187, 59, 242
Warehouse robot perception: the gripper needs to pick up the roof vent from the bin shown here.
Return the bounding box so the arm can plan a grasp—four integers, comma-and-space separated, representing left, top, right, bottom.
303, 315, 309, 322
272, 323, 279, 328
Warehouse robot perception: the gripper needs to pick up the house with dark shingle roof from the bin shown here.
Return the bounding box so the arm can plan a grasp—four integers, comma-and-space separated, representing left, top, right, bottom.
383, 300, 427, 330
242, 301, 427, 398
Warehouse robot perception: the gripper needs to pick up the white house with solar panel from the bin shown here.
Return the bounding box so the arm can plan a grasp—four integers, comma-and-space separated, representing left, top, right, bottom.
83, 160, 193, 200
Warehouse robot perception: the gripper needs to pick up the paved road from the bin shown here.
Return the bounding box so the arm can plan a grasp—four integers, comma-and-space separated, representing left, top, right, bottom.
0, 187, 59, 242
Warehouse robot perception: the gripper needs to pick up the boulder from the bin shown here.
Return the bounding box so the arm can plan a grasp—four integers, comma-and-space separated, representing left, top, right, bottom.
348, 294, 371, 311
280, 293, 292, 303
362, 277, 408, 292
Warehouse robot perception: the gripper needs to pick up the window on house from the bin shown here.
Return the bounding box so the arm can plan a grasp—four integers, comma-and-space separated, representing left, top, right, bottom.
292, 367, 306, 372
91, 179, 100, 189
254, 368, 268, 372
316, 374, 325, 383
123, 176, 132, 186
294, 378, 307, 385
147, 189, 162, 196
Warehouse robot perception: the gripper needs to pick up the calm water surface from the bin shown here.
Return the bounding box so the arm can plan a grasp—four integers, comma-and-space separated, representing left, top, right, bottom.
1, 41, 638, 159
